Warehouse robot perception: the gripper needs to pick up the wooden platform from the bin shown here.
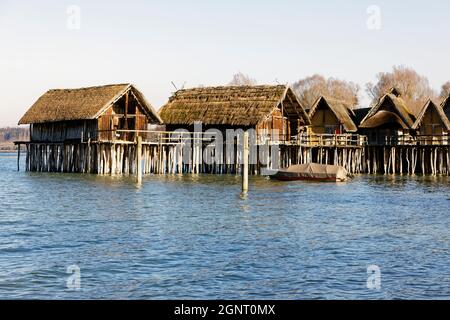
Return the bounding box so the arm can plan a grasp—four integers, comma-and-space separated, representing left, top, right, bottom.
14, 131, 450, 176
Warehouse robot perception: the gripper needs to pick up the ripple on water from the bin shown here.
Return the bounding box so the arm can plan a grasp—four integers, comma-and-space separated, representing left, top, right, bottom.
0, 155, 449, 299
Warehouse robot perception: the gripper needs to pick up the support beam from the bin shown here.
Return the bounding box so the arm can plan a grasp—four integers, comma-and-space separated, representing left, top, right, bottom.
17, 143, 21, 171
242, 131, 249, 193
124, 91, 129, 129
136, 136, 143, 184
124, 91, 129, 141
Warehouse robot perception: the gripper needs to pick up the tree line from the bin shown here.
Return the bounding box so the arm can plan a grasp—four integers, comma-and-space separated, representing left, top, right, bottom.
228, 66, 450, 113
0, 127, 29, 143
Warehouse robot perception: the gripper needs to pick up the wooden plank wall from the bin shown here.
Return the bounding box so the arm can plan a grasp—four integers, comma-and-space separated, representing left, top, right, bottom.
30, 120, 97, 142
310, 109, 341, 134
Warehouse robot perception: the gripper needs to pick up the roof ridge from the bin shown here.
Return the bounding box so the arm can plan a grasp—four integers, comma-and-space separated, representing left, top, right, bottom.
176, 84, 286, 92
48, 83, 131, 92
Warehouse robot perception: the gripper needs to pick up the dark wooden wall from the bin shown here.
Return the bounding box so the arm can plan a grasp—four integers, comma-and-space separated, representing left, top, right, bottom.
30, 120, 97, 142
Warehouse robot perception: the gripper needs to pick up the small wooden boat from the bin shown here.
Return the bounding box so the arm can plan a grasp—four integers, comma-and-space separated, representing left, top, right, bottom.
269, 163, 350, 182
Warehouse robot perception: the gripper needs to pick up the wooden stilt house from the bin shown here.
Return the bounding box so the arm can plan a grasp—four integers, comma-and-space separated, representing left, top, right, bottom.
307, 96, 358, 134
359, 88, 416, 145
18, 83, 162, 143
158, 85, 310, 141
411, 100, 450, 144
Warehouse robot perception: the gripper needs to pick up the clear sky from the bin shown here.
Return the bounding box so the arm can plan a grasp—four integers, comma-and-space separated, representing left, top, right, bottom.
1, 0, 449, 127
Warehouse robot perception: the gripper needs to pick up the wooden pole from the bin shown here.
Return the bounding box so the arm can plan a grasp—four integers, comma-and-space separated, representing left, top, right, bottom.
242, 131, 249, 193
111, 144, 116, 176
136, 136, 142, 184
17, 143, 20, 171
87, 138, 91, 173
124, 91, 129, 141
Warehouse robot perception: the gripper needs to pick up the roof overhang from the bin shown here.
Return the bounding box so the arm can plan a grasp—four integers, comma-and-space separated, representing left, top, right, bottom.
360, 110, 409, 129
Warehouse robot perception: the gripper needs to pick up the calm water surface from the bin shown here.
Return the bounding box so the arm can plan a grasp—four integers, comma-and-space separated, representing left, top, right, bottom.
0, 153, 449, 299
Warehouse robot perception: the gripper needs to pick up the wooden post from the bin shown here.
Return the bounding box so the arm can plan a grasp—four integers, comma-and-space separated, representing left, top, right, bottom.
87, 138, 91, 173
136, 136, 142, 183
124, 91, 129, 141
242, 131, 249, 193
111, 143, 116, 176
17, 143, 21, 171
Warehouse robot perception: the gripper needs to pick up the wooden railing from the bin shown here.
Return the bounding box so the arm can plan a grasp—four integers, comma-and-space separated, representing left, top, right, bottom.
85, 130, 370, 148
368, 135, 449, 146
258, 133, 368, 147
296, 134, 367, 147
85, 130, 225, 145
35, 129, 450, 148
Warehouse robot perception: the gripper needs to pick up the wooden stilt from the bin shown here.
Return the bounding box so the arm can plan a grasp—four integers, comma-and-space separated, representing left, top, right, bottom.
242, 131, 249, 193
136, 136, 142, 183
17, 143, 21, 171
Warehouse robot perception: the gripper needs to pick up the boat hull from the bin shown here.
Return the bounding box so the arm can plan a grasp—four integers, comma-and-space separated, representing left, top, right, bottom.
268, 163, 349, 182
270, 175, 345, 182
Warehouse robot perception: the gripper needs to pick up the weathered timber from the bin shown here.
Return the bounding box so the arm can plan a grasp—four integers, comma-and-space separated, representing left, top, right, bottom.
16, 133, 449, 177
242, 131, 249, 192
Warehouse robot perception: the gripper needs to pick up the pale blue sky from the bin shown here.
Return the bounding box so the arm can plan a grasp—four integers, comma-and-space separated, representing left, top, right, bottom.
1, 0, 449, 126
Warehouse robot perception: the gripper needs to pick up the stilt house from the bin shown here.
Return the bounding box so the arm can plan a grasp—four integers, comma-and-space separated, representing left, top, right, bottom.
19, 84, 162, 142
359, 88, 416, 145
307, 96, 358, 134
158, 85, 310, 141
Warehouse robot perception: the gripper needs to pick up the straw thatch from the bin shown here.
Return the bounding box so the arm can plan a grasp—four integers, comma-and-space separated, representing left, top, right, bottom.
308, 96, 358, 132
159, 85, 310, 126
359, 110, 410, 129
359, 93, 415, 129
412, 100, 450, 131
19, 84, 162, 125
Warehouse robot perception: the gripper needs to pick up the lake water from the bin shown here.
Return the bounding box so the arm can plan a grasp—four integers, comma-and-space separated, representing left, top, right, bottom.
0, 153, 449, 299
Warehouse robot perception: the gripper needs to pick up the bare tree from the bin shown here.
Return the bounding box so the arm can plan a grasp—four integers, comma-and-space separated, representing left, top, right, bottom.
228, 72, 257, 86
439, 81, 450, 101
292, 74, 360, 109
366, 65, 437, 114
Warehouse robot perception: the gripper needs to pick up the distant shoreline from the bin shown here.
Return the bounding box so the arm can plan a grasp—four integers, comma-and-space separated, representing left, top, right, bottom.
0, 147, 21, 153
0, 142, 21, 152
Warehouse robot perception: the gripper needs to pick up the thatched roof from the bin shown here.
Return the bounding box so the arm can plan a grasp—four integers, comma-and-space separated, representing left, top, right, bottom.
308, 96, 358, 132
360, 93, 415, 129
412, 100, 450, 131
19, 84, 162, 125
158, 85, 310, 126
359, 111, 410, 129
